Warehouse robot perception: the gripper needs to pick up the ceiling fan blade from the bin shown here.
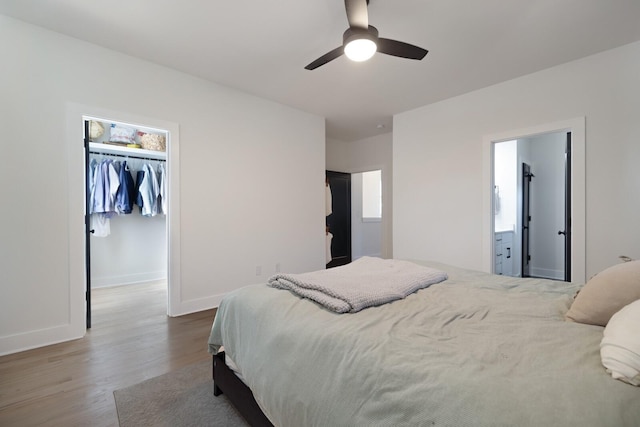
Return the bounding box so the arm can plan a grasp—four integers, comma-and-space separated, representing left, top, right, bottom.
305, 46, 344, 70
377, 38, 428, 60
344, 0, 369, 29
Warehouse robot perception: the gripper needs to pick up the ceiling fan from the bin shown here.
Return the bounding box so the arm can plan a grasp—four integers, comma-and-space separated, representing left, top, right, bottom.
305, 0, 428, 70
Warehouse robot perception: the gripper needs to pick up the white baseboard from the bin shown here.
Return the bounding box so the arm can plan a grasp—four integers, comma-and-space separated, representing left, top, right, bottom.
0, 287, 226, 356
170, 293, 226, 317
91, 271, 167, 288
0, 322, 84, 357
530, 267, 564, 281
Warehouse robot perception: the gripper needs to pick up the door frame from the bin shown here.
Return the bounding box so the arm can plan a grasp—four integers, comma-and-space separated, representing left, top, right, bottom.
66, 103, 182, 338
83, 120, 92, 328
482, 117, 585, 284
563, 133, 572, 281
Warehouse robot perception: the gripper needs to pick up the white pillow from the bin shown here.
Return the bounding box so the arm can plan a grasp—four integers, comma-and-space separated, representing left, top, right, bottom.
600, 299, 640, 386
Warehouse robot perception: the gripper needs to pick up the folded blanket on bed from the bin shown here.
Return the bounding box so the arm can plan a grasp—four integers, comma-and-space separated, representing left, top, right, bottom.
267, 256, 448, 313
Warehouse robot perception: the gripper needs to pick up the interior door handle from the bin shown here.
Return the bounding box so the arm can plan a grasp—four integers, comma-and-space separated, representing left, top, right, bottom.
558, 230, 566, 236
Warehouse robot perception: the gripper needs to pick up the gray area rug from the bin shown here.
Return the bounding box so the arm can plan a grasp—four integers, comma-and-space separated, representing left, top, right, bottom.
113, 360, 249, 427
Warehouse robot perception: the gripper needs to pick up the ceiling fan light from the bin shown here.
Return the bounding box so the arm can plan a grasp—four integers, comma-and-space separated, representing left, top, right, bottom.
344, 38, 377, 62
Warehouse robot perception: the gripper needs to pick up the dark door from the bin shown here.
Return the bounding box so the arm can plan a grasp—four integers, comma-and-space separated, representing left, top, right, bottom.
84, 120, 92, 328
326, 171, 351, 268
559, 132, 572, 282
521, 163, 533, 277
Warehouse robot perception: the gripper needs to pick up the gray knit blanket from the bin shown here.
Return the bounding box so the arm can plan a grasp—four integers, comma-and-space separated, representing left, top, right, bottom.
267, 257, 448, 313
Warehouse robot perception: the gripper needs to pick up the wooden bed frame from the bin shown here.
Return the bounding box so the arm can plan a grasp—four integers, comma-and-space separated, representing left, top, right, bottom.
212, 351, 274, 426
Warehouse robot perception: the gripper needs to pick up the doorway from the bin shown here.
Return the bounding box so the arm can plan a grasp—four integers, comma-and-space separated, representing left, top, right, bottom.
483, 117, 585, 285
351, 170, 383, 260
493, 133, 569, 280
326, 168, 385, 268
83, 115, 171, 328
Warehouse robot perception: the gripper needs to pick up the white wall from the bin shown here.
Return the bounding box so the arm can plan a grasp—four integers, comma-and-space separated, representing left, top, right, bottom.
494, 140, 519, 276
494, 140, 518, 232
0, 15, 325, 355
90, 211, 167, 287
351, 172, 383, 259
327, 133, 393, 258
394, 40, 640, 278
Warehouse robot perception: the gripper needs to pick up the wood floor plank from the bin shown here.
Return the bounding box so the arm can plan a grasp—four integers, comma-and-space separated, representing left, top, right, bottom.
0, 281, 217, 426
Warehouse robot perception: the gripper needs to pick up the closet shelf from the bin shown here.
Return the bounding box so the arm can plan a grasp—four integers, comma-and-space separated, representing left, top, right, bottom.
88, 142, 166, 161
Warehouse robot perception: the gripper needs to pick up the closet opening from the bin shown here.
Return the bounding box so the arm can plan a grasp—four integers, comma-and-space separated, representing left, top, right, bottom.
325, 169, 385, 269
83, 116, 170, 328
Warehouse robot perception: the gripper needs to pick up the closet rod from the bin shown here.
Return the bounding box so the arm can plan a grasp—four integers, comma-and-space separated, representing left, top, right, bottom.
89, 151, 166, 162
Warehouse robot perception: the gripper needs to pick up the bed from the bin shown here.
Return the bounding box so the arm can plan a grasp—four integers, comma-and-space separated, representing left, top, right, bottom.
208, 259, 640, 426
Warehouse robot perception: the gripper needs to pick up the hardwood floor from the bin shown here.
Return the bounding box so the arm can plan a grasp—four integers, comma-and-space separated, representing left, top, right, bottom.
0, 281, 217, 426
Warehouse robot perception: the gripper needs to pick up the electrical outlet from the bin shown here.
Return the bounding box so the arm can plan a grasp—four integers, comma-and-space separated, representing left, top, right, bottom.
255, 265, 261, 276
275, 263, 281, 273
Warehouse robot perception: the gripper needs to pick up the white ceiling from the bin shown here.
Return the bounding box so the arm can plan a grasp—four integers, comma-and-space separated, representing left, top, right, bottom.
2, 0, 640, 141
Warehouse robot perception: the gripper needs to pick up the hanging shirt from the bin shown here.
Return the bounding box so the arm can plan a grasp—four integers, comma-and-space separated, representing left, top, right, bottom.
135, 169, 145, 212
139, 163, 159, 217
158, 163, 167, 215
91, 213, 110, 237
326, 182, 332, 216
92, 159, 109, 214
103, 160, 121, 217
115, 161, 135, 214
88, 158, 99, 214
326, 231, 333, 264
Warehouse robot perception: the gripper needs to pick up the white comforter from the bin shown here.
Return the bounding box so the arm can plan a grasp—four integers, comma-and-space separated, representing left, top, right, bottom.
209, 261, 640, 427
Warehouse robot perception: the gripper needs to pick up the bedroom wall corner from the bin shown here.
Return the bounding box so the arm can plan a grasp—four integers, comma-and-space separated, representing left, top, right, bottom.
393, 40, 640, 278
0, 15, 325, 355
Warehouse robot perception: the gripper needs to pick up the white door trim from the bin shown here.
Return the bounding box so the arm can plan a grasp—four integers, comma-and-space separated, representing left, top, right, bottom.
66, 103, 182, 340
